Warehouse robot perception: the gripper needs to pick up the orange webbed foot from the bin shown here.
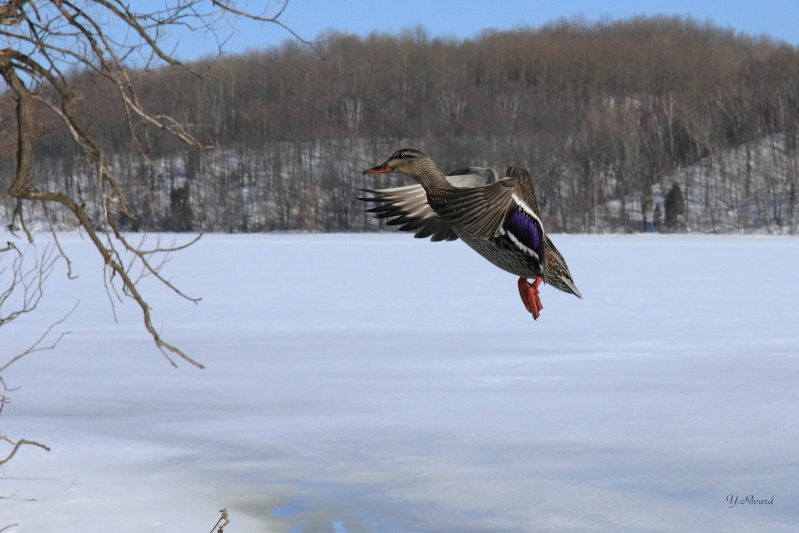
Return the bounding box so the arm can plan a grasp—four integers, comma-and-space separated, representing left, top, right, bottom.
517, 276, 543, 320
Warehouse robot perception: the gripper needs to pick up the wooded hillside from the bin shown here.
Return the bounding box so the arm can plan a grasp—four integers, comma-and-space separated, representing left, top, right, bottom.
3, 16, 799, 233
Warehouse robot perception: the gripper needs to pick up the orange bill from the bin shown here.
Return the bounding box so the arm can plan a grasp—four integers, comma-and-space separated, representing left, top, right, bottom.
363, 163, 392, 174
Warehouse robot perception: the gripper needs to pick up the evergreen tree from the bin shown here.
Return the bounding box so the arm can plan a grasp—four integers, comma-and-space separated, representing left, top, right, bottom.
665, 183, 686, 232
168, 184, 194, 232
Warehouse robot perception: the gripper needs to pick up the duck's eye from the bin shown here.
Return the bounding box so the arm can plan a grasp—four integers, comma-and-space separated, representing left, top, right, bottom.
396, 153, 404, 159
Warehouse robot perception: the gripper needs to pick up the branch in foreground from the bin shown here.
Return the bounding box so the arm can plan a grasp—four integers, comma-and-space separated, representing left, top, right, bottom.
0, 299, 78, 374
0, 436, 51, 467
1, 1, 310, 367
1, 47, 202, 368
209, 508, 230, 533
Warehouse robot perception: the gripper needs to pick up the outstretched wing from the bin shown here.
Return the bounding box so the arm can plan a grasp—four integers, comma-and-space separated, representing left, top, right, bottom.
429, 179, 516, 237
358, 167, 501, 242
358, 185, 458, 241
431, 175, 546, 267
446, 166, 500, 186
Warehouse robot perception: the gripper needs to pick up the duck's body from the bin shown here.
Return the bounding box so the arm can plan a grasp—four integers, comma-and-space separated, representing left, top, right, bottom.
361, 149, 581, 319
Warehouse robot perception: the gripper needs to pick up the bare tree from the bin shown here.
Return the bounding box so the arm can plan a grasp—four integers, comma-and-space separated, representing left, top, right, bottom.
0, 1, 306, 368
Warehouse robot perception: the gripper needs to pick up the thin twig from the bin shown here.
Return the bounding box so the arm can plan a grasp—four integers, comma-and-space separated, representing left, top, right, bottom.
0, 437, 51, 467
209, 508, 229, 533
0, 300, 78, 374
41, 200, 77, 280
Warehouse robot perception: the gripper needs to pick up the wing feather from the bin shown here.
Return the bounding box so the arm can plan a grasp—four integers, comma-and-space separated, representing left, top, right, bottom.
430, 178, 519, 238
358, 167, 508, 243
358, 185, 459, 241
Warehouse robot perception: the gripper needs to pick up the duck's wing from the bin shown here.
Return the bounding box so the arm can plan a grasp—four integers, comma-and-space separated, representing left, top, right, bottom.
431, 176, 547, 265
357, 167, 501, 242
358, 184, 459, 241
446, 166, 500, 187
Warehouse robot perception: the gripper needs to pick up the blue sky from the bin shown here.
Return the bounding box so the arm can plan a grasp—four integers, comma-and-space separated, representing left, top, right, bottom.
154, 0, 799, 60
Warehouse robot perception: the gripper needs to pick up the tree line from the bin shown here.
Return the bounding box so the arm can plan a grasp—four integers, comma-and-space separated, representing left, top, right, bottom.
4, 15, 799, 233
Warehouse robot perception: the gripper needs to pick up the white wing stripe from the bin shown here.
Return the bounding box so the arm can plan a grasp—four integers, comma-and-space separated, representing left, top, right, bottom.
511, 193, 544, 233
498, 227, 540, 261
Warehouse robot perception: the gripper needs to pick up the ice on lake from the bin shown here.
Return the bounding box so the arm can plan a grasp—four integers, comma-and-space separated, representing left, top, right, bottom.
2, 233, 798, 532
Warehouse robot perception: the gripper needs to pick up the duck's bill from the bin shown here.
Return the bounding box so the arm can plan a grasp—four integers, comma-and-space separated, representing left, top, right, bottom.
363, 163, 392, 174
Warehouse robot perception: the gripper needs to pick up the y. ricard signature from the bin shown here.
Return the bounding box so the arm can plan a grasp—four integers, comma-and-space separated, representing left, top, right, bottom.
726, 494, 774, 508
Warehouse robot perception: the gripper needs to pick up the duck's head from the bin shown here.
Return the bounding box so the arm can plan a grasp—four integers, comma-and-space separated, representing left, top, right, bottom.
363, 148, 433, 177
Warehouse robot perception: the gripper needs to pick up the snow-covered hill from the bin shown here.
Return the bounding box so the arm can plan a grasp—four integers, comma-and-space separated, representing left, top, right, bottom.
609, 134, 797, 234
3, 135, 797, 234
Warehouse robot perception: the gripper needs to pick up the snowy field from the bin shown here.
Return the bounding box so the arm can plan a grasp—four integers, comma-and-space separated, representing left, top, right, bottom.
2, 232, 798, 532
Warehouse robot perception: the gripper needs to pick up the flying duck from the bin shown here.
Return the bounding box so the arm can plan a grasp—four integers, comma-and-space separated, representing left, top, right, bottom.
361, 148, 581, 319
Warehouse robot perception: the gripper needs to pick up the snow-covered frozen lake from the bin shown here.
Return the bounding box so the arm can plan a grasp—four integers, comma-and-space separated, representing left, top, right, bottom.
2, 233, 798, 532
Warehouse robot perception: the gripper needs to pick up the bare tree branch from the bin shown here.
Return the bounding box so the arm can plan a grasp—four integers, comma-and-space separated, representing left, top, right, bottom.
0, 241, 59, 475
1, 1, 305, 367
0, 436, 51, 467
0, 241, 56, 329
0, 299, 77, 374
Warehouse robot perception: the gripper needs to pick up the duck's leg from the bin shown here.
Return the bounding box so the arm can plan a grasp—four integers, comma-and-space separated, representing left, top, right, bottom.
517, 276, 543, 320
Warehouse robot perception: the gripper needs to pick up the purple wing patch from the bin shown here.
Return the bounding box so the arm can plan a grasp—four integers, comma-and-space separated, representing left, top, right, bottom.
505, 209, 543, 258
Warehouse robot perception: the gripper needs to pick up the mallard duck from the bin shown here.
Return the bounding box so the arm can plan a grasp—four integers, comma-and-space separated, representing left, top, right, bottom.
361, 148, 581, 319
